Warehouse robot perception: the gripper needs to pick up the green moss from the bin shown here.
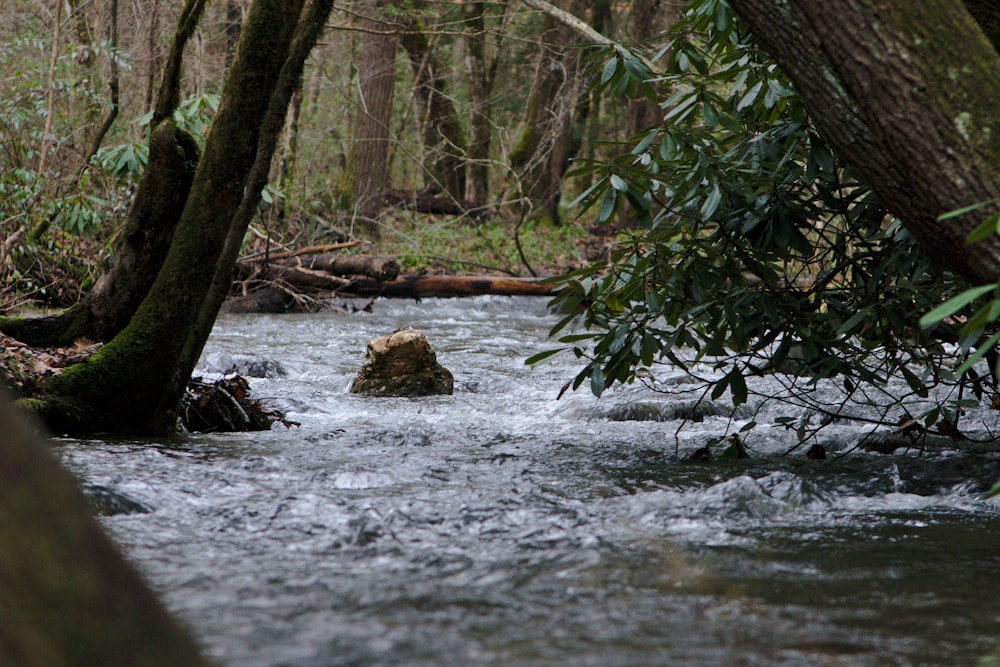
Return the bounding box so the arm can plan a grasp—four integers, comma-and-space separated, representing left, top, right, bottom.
369, 210, 587, 275
13, 397, 48, 413
509, 122, 538, 169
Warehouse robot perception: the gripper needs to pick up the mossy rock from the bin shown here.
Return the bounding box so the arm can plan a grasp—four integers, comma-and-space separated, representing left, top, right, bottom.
351, 329, 453, 397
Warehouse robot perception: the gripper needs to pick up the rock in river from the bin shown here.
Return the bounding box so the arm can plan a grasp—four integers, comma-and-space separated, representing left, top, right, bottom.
350, 329, 454, 397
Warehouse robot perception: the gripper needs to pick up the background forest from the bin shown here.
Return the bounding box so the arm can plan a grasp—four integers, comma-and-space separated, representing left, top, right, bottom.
0, 0, 673, 309
5, 0, 1000, 445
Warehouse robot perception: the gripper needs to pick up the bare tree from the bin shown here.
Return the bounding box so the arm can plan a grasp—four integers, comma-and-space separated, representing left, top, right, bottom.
509, 0, 591, 224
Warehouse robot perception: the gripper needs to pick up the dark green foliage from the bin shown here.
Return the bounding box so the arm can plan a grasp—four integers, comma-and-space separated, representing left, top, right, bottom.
537, 0, 994, 437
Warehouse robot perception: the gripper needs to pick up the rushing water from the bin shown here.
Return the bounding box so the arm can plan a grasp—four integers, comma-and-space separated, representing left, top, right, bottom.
57, 296, 1000, 666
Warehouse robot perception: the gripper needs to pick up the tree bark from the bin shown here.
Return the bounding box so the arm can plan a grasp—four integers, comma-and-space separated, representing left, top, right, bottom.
0, 392, 210, 666
400, 11, 467, 198
341, 0, 401, 235
39, 0, 335, 435
728, 0, 1000, 285
510, 0, 592, 225
462, 1, 500, 204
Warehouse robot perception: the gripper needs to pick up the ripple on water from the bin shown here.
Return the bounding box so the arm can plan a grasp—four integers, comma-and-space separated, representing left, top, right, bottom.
49, 297, 1000, 667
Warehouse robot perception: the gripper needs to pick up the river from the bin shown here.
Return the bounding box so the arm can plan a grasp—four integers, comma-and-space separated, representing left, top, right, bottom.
57, 296, 1000, 666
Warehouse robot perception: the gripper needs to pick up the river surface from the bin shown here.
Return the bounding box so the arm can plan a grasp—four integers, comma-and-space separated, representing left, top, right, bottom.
57, 296, 1000, 666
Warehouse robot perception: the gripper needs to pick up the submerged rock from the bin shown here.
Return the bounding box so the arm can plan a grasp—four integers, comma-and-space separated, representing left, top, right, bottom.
350, 329, 454, 397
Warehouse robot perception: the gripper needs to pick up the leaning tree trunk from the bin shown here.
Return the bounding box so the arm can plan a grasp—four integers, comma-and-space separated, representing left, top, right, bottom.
40, 0, 334, 435
0, 391, 211, 666
341, 0, 400, 236
727, 0, 1000, 285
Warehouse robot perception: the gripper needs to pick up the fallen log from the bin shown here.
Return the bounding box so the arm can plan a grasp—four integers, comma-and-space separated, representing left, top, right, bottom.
223, 275, 555, 312
341, 275, 555, 298
235, 255, 397, 285
239, 262, 352, 290
278, 253, 399, 281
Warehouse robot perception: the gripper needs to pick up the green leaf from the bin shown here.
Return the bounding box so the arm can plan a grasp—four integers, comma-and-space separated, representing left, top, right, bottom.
729, 367, 748, 406
566, 178, 605, 210
710, 372, 730, 400
900, 366, 928, 398
664, 94, 698, 122
600, 56, 619, 85
720, 436, 750, 459
737, 80, 763, 111
525, 348, 563, 365
598, 188, 618, 223
937, 197, 999, 221
965, 211, 1000, 244
702, 102, 719, 128
983, 478, 1000, 499
590, 367, 606, 396
718, 111, 742, 133
919, 284, 997, 329
955, 328, 1000, 377
835, 306, 871, 336
700, 184, 722, 220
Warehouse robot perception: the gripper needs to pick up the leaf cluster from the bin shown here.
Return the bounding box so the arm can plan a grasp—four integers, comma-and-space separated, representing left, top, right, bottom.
534, 0, 987, 440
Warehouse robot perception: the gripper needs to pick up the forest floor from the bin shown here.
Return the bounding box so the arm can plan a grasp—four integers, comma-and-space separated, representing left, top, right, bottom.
1, 207, 614, 315
302, 208, 613, 278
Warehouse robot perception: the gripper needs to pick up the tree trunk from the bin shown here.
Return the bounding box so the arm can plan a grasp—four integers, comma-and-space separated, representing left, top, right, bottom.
400, 12, 467, 198
144, 0, 164, 113
0, 392, 210, 666
727, 0, 1000, 285
39, 0, 334, 435
341, 0, 400, 236
624, 0, 677, 138
964, 0, 1000, 51
509, 0, 591, 225
462, 0, 502, 204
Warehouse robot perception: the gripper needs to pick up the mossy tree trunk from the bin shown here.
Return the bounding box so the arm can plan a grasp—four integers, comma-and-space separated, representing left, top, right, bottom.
39, 0, 335, 435
728, 0, 1000, 285
0, 391, 211, 665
